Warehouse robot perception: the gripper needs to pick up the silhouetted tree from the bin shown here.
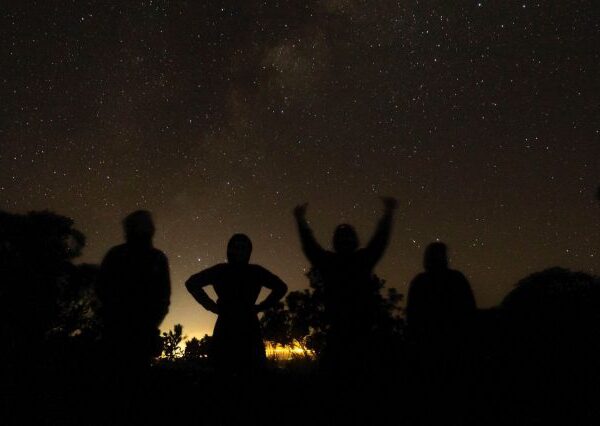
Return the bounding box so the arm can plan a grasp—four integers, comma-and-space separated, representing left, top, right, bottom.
161, 324, 185, 361
502, 267, 600, 355
260, 301, 294, 348
499, 267, 600, 424
0, 210, 86, 366
184, 334, 213, 361
52, 263, 102, 339
261, 267, 403, 362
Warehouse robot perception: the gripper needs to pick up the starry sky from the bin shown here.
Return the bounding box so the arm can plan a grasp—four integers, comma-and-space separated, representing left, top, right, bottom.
1, 1, 598, 338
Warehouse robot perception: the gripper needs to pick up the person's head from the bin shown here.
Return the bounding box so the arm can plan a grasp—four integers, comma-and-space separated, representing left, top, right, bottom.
123, 210, 155, 244
227, 233, 252, 265
424, 242, 448, 272
333, 224, 359, 254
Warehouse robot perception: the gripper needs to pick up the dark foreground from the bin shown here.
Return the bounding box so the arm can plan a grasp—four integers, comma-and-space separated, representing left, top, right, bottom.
3, 347, 600, 426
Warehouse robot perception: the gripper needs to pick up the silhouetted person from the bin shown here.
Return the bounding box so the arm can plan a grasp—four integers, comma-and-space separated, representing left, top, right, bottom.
186, 234, 288, 375
97, 210, 171, 366
293, 197, 397, 373
405, 242, 477, 425
406, 242, 476, 343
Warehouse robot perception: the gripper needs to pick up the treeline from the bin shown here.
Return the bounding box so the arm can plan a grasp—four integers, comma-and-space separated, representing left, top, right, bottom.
2, 206, 600, 426
1, 208, 599, 371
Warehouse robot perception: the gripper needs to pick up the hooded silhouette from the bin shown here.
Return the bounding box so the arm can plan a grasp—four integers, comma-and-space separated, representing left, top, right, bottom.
404, 242, 477, 425
97, 210, 171, 365
406, 242, 476, 343
293, 197, 397, 371
186, 234, 288, 374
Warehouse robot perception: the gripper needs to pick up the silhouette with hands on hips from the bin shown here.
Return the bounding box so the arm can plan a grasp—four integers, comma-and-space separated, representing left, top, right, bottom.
186, 233, 288, 375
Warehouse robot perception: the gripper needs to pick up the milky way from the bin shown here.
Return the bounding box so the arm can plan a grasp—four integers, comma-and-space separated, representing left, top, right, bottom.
1, 1, 598, 337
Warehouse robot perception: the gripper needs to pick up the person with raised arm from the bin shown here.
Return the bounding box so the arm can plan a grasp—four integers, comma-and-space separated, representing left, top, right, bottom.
293, 197, 398, 373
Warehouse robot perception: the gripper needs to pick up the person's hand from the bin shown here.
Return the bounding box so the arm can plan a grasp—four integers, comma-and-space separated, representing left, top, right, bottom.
381, 196, 398, 212
294, 203, 308, 219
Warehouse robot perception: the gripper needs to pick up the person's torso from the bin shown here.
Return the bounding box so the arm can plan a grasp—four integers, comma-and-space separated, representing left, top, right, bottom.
319, 250, 375, 289
413, 270, 471, 329
316, 251, 379, 325
104, 244, 167, 315
212, 264, 263, 315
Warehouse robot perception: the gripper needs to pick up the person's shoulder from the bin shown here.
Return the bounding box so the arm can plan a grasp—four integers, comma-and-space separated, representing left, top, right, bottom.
207, 263, 228, 272
150, 247, 168, 260
248, 263, 277, 276
448, 269, 467, 279
356, 248, 368, 256
410, 272, 428, 286
105, 244, 127, 257
189, 263, 228, 279
448, 269, 470, 284
248, 263, 268, 272
100, 245, 128, 268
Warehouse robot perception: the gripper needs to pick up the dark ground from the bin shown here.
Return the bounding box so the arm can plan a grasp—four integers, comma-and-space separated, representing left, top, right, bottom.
3, 339, 600, 426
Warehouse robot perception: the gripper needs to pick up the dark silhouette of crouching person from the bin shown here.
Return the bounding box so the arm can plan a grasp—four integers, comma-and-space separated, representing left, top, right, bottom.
98, 210, 171, 367
186, 234, 288, 375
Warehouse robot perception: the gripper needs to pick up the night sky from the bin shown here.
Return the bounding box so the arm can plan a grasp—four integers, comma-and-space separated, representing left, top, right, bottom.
1, 1, 598, 338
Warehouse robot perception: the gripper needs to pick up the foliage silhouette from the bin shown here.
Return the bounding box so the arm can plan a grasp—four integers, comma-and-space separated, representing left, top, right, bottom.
184, 334, 213, 361
496, 267, 600, 424
0, 210, 88, 367
161, 323, 185, 361
261, 267, 403, 365
52, 263, 102, 339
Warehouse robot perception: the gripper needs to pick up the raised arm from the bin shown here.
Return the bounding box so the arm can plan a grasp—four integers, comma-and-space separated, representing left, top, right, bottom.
294, 203, 327, 265
364, 196, 397, 266
255, 267, 288, 312
185, 266, 219, 314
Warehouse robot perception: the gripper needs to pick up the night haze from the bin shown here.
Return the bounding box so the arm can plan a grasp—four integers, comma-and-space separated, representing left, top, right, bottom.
1, 0, 598, 342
